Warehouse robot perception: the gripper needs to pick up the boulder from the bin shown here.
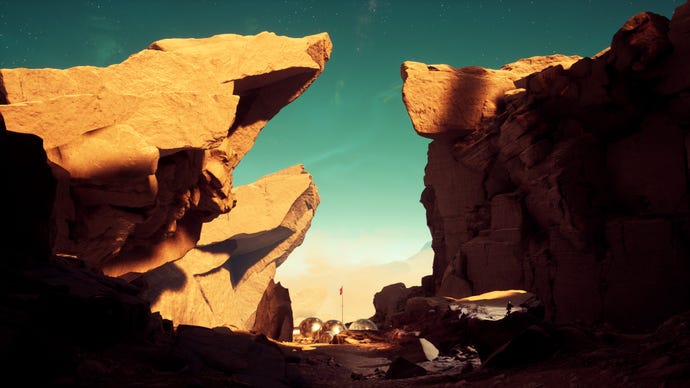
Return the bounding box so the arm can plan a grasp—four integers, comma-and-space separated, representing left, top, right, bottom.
252, 280, 295, 342
172, 325, 289, 387
371, 282, 424, 329
384, 356, 427, 379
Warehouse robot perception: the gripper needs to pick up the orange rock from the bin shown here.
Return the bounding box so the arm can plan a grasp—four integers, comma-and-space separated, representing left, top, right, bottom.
134, 165, 319, 331
401, 55, 579, 140
0, 32, 331, 273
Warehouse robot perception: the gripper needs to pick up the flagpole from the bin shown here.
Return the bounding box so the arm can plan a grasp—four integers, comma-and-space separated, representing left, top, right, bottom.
340, 285, 344, 323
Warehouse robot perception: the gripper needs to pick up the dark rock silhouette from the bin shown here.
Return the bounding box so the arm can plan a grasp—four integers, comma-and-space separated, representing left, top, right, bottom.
384, 356, 427, 379
253, 279, 295, 342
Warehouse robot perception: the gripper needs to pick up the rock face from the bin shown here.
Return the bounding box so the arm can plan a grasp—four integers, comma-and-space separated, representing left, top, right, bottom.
402, 3, 690, 331
0, 31, 331, 276
137, 165, 317, 332
1, 32, 330, 335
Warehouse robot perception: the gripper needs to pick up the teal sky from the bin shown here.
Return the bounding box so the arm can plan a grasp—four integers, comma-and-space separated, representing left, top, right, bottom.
1, 0, 682, 273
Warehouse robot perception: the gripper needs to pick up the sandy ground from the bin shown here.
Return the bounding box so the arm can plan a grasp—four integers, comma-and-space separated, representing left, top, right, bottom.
281, 342, 392, 387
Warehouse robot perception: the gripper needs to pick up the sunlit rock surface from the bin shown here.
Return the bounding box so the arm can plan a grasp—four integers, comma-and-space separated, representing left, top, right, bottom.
401, 55, 579, 140
0, 31, 331, 275
402, 3, 690, 331
137, 165, 318, 331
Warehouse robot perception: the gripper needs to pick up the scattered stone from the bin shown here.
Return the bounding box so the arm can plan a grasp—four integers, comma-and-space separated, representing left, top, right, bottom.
384, 356, 428, 379
419, 337, 440, 361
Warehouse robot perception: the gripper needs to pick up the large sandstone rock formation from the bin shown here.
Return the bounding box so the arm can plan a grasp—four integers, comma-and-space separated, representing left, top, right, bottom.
402, 3, 690, 331
0, 31, 331, 275
137, 165, 318, 331
1, 32, 331, 335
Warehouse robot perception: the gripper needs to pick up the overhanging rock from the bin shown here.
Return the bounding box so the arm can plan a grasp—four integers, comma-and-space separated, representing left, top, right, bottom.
0, 31, 331, 275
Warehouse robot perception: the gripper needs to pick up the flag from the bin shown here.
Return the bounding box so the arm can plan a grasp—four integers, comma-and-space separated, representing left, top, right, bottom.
339, 286, 343, 295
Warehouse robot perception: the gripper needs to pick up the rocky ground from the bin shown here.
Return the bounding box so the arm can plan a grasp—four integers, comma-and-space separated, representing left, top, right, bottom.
281, 316, 690, 387
1, 258, 689, 387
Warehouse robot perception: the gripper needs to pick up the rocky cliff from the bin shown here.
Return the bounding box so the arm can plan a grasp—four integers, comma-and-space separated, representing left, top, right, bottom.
1, 32, 330, 333
138, 165, 318, 331
402, 3, 690, 331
